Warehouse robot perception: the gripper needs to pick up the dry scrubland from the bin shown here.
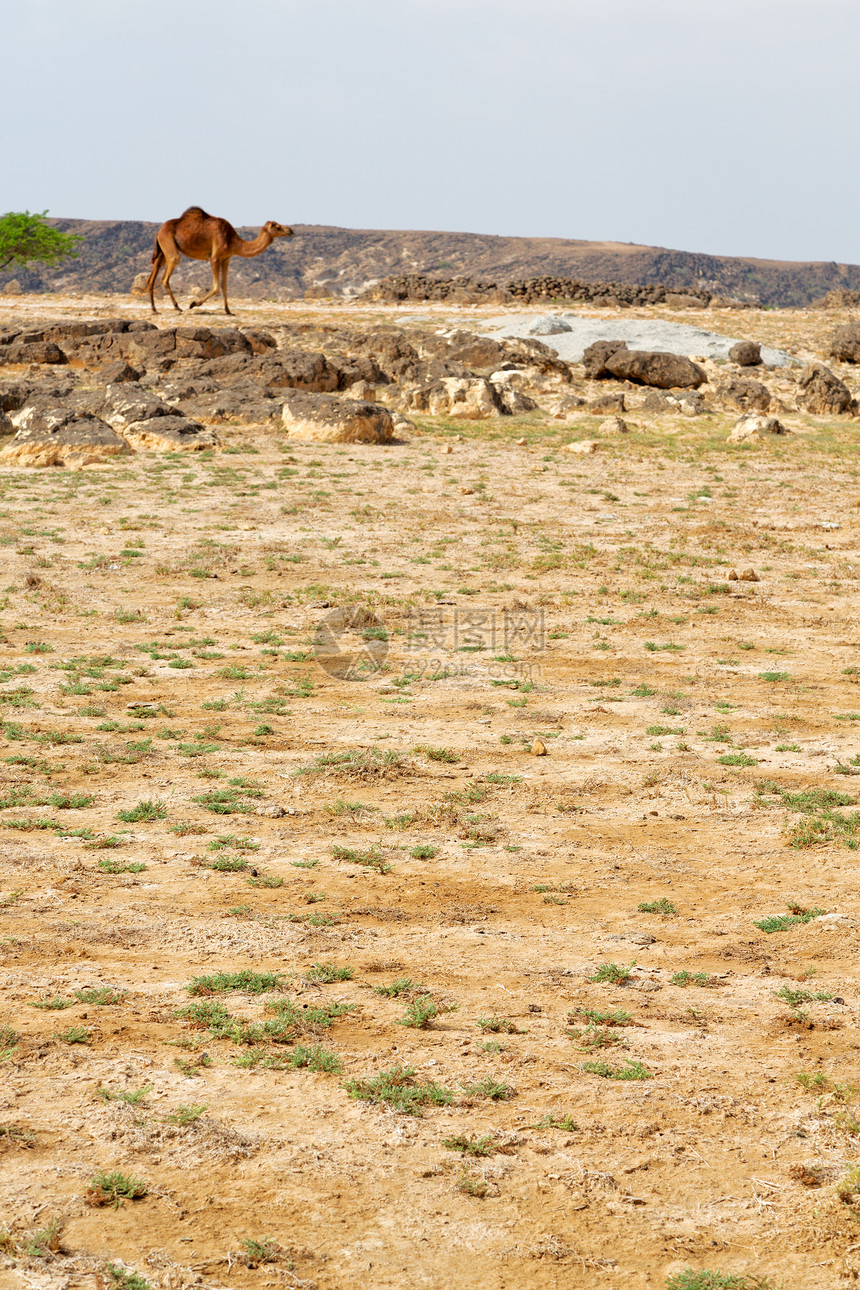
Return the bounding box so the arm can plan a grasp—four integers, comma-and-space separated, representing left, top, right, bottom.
3, 294, 860, 1290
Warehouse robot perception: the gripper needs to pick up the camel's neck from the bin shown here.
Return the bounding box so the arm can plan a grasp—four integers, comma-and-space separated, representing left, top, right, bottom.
233, 229, 274, 258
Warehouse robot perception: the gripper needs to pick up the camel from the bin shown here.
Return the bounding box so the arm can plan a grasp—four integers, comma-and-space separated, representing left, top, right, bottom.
145, 206, 294, 316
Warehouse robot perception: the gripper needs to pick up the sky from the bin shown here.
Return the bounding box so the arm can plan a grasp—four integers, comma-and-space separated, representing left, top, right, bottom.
3, 0, 859, 265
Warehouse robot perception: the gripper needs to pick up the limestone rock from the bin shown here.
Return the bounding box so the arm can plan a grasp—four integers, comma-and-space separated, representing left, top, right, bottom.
488, 372, 538, 414
604, 349, 707, 390
727, 414, 790, 443
829, 323, 860, 364
2, 279, 22, 295
401, 377, 504, 420
565, 439, 601, 454
281, 390, 395, 443
1, 408, 130, 467
796, 362, 857, 415
97, 387, 179, 431
531, 738, 548, 756
715, 377, 771, 413
132, 271, 158, 296
728, 340, 762, 366
739, 568, 760, 581
120, 415, 219, 452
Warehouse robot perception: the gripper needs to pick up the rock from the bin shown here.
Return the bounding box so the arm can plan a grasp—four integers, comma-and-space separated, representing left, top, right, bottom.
583, 338, 628, 379
256, 804, 286, 818
2, 279, 22, 295
599, 416, 630, 434
0, 341, 68, 366
531, 738, 547, 756
545, 392, 587, 418
1, 408, 130, 468
390, 412, 414, 434
487, 373, 538, 415
97, 387, 180, 431
727, 414, 790, 443
739, 568, 760, 582
402, 377, 504, 420
281, 390, 395, 443
715, 377, 771, 413
604, 349, 707, 389
96, 361, 142, 385
203, 349, 340, 394
663, 292, 704, 309
829, 323, 860, 364
120, 415, 219, 452
728, 340, 762, 366
589, 391, 626, 415
132, 271, 157, 296
565, 439, 601, 454
728, 569, 738, 580
179, 386, 281, 424
796, 362, 857, 415
0, 411, 12, 435
640, 389, 705, 415
528, 315, 572, 336
345, 379, 377, 402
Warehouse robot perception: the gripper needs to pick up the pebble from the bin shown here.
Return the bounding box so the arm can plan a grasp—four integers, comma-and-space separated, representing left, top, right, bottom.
531, 738, 547, 756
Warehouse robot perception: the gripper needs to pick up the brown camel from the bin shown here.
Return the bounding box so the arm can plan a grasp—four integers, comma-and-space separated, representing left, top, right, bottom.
145, 206, 294, 316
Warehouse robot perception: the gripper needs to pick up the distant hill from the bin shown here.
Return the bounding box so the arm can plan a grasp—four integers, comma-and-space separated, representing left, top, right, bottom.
3, 217, 860, 307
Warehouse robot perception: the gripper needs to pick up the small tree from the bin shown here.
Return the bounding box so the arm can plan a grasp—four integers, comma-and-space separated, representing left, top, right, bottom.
0, 210, 82, 274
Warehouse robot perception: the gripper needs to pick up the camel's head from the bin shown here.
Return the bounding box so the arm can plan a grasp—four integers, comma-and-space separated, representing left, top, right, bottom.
264, 221, 294, 240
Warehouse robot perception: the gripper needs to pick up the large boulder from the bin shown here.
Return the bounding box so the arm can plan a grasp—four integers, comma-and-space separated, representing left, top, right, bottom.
728, 340, 762, 366
829, 324, 860, 364
796, 363, 856, 415
603, 348, 707, 389
1, 407, 130, 467
120, 416, 219, 452
96, 387, 180, 430
714, 377, 771, 413
583, 339, 628, 379
281, 391, 395, 443
202, 349, 339, 393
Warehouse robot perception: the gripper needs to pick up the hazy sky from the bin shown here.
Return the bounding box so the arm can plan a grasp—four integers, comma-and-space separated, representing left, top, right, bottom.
4, 0, 859, 264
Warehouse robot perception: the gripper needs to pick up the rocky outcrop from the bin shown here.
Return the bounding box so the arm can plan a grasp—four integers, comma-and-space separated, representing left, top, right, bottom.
2, 407, 130, 467
796, 363, 857, 415
364, 274, 711, 308
0, 340, 68, 366
583, 339, 628, 379
728, 340, 762, 366
281, 391, 395, 443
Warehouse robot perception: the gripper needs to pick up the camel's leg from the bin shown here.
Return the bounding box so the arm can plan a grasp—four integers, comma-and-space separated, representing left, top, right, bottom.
145, 246, 166, 314
189, 258, 223, 311
220, 260, 232, 315
160, 252, 183, 312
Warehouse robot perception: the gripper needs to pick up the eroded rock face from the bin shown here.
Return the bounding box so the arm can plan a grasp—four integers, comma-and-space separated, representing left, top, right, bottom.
603, 349, 707, 389
281, 390, 395, 443
796, 363, 856, 415
1, 407, 130, 467
715, 377, 771, 413
0, 340, 68, 366
829, 323, 860, 364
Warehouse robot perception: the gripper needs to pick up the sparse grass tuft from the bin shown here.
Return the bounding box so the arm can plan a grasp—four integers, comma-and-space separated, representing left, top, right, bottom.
86, 1169, 148, 1208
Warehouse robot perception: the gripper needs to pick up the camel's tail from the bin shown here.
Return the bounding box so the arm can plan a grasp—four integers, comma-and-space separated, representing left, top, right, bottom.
150, 236, 163, 266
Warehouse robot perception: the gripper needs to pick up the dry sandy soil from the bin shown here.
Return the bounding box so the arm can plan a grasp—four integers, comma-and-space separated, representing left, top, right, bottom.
3, 294, 860, 1290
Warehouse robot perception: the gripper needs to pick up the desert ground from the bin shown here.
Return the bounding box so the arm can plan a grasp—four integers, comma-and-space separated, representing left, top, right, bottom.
3, 292, 860, 1290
